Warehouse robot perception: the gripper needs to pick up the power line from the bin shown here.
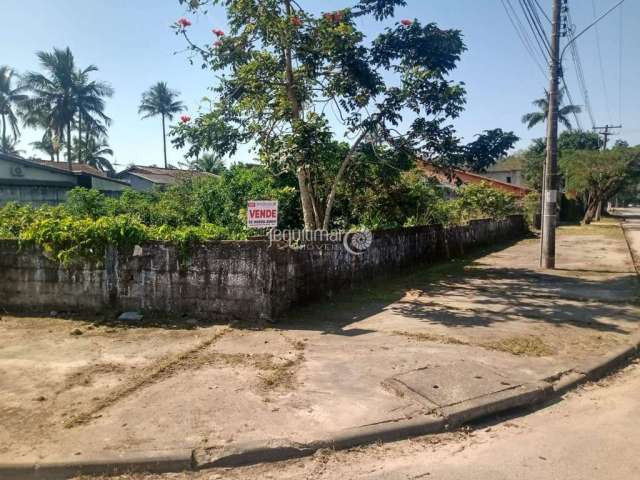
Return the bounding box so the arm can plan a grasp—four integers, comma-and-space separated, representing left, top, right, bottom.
526, 0, 552, 49
500, 0, 548, 77
618, 3, 624, 125
592, 0, 612, 123
565, 3, 596, 129
560, 75, 583, 130
518, 0, 551, 59
533, 0, 551, 23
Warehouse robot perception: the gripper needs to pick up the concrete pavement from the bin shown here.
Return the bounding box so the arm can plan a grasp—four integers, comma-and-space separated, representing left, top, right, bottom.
81, 359, 640, 479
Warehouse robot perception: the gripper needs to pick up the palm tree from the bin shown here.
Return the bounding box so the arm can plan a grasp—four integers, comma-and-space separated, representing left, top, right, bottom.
0, 66, 28, 151
77, 136, 114, 173
21, 105, 61, 161
73, 66, 113, 163
0, 136, 23, 156
138, 82, 185, 168
22, 48, 78, 169
522, 88, 582, 130
186, 152, 226, 174
31, 135, 59, 161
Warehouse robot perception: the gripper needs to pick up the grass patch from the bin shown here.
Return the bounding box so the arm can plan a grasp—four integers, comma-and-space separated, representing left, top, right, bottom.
394, 330, 554, 357
557, 224, 623, 239
483, 335, 554, 357
392, 330, 469, 346
258, 353, 305, 391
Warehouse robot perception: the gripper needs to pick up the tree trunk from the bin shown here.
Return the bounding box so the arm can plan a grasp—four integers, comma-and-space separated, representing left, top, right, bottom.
322, 129, 368, 230
284, 0, 316, 230
582, 191, 600, 224
162, 114, 167, 169
595, 200, 602, 222
66, 122, 72, 170
77, 113, 82, 163
1, 114, 6, 149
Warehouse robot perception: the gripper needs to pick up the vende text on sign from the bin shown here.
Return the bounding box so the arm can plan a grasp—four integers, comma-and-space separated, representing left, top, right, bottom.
247, 200, 278, 228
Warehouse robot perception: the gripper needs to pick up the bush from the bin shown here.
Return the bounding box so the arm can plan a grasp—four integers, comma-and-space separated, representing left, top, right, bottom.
65, 188, 109, 218
0, 168, 523, 263
453, 182, 521, 223
20, 214, 147, 264
522, 191, 541, 228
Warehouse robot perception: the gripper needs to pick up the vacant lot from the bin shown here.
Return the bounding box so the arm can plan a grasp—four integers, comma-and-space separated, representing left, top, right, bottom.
1, 222, 638, 464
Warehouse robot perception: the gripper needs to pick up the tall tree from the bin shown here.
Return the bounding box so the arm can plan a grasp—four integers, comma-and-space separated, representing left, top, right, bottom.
0, 135, 23, 155
0, 66, 28, 152
22, 48, 79, 169
76, 136, 115, 173
522, 88, 582, 130
138, 82, 185, 169
561, 147, 640, 224
73, 66, 113, 163
522, 131, 602, 190
172, 0, 516, 230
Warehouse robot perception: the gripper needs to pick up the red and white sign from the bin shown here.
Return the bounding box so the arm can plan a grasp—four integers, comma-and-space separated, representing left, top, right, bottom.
247, 200, 278, 228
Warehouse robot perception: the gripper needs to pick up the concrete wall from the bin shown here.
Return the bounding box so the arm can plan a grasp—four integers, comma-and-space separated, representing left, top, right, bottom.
0, 185, 72, 206
0, 216, 527, 321
482, 170, 524, 187
116, 173, 157, 192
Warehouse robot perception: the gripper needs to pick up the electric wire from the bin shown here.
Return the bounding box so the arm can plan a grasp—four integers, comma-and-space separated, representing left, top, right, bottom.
500, 0, 548, 78
592, 0, 613, 123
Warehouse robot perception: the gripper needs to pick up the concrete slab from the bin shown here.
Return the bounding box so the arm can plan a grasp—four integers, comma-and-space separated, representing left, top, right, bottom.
389, 361, 519, 408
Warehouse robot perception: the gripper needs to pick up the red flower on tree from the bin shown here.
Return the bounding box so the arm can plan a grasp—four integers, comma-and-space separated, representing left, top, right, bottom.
323, 11, 344, 23
291, 16, 303, 27
177, 17, 192, 27
180, 115, 191, 123
400, 19, 413, 26
212, 28, 225, 37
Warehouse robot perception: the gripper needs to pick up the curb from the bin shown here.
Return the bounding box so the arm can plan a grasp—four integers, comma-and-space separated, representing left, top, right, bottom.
2, 336, 638, 479
0, 450, 194, 480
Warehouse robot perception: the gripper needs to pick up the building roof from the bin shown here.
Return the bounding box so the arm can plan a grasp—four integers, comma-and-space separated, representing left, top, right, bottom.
0, 154, 130, 188
31, 159, 105, 176
417, 161, 532, 198
31, 159, 130, 185
116, 165, 216, 185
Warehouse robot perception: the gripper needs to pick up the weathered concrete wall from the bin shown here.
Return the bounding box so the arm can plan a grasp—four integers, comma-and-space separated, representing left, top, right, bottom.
0, 216, 527, 320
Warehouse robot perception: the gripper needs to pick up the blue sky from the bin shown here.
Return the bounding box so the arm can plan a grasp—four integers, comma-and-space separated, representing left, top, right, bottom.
1, 0, 638, 169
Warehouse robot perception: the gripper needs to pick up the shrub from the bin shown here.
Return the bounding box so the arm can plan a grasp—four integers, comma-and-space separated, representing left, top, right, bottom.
65, 188, 109, 218
453, 182, 521, 222
20, 214, 148, 264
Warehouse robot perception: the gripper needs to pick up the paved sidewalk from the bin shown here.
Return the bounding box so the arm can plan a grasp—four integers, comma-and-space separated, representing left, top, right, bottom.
1, 219, 638, 466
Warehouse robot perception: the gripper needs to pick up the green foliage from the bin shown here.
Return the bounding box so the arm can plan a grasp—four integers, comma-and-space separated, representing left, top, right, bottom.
522, 191, 541, 227
463, 129, 519, 172
20, 214, 147, 264
522, 131, 603, 190
0, 163, 522, 262
521, 88, 582, 130
451, 182, 521, 223
171, 0, 516, 229
65, 187, 109, 218
0, 163, 299, 262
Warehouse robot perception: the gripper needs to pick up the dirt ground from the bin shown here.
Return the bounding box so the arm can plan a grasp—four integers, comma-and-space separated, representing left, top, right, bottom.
1, 221, 638, 464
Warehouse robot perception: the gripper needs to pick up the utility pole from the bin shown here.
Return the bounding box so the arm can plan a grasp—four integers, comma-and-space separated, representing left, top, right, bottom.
593, 124, 622, 150
540, 0, 562, 270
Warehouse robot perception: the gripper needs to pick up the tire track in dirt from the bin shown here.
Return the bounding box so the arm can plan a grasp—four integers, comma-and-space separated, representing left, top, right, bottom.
64, 328, 230, 428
